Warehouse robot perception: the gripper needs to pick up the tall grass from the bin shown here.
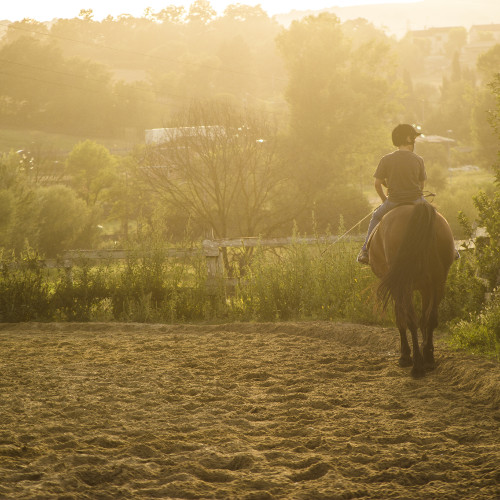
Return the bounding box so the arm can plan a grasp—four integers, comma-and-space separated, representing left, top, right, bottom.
0, 241, 490, 356
448, 290, 500, 361
235, 237, 384, 323
0, 248, 52, 322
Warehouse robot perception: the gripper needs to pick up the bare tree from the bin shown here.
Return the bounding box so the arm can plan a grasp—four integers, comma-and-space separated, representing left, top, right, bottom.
141, 101, 292, 241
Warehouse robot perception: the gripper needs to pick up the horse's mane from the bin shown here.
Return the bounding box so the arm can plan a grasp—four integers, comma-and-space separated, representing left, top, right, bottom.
378, 203, 437, 311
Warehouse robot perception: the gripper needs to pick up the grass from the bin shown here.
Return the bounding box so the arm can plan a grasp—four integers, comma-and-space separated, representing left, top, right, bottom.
448, 291, 500, 361
0, 128, 136, 155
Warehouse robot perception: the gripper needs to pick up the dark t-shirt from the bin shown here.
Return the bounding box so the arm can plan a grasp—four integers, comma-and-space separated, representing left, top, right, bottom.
373, 150, 426, 203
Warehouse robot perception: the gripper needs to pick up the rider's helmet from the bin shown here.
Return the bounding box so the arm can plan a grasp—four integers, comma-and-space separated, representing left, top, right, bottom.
392, 124, 422, 146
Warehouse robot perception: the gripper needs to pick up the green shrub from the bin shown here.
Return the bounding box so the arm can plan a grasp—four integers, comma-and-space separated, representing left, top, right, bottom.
109, 244, 217, 323
440, 251, 486, 323
0, 236, 491, 328
0, 248, 52, 322
52, 262, 110, 321
234, 237, 383, 323
448, 290, 500, 360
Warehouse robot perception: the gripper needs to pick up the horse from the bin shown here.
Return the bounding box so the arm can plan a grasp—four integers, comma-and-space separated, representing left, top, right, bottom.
368, 203, 455, 377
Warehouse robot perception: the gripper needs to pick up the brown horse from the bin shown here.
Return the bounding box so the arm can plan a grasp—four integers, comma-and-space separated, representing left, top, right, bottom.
368, 203, 455, 377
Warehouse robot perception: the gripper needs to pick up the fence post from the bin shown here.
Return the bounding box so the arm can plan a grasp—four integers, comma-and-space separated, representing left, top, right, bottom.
202, 240, 224, 292
63, 257, 73, 283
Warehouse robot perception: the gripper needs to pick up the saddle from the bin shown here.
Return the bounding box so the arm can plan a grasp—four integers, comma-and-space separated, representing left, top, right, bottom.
366, 201, 422, 252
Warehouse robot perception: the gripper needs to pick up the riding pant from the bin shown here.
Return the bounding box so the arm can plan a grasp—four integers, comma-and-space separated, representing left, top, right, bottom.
361, 196, 427, 251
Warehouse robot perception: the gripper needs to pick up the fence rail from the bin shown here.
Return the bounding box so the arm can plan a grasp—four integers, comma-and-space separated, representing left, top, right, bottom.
9, 235, 363, 284
7, 234, 470, 288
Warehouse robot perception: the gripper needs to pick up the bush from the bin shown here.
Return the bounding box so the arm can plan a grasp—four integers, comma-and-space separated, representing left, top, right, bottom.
448, 290, 500, 360
52, 262, 110, 321
235, 236, 383, 323
440, 251, 486, 323
109, 244, 217, 323
0, 236, 490, 328
0, 248, 52, 322
36, 185, 90, 257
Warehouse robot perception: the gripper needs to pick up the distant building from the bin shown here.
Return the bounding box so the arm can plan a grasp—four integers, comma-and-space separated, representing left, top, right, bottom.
409, 27, 457, 55
462, 24, 500, 69
469, 24, 500, 44
145, 126, 226, 146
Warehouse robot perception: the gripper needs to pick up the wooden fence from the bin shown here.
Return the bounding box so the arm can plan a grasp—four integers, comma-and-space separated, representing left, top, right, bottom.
35, 235, 364, 285
16, 233, 470, 290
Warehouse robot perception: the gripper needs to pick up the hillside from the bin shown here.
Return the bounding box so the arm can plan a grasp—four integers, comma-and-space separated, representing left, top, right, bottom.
275, 0, 500, 38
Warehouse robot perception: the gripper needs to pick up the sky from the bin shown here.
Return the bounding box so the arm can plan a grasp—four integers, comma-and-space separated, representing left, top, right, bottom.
1, 0, 419, 21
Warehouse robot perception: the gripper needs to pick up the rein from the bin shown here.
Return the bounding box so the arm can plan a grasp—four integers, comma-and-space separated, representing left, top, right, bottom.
324, 191, 438, 253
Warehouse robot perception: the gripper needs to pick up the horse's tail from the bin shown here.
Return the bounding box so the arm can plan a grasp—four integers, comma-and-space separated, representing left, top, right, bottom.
378, 203, 437, 310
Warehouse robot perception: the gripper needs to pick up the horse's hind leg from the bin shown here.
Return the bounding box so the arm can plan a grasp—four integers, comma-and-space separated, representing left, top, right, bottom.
421, 289, 442, 370
395, 306, 413, 368
404, 299, 425, 378
398, 326, 412, 367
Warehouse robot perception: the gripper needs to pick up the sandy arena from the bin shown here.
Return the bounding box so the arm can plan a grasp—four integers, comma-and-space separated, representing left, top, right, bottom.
0, 321, 498, 499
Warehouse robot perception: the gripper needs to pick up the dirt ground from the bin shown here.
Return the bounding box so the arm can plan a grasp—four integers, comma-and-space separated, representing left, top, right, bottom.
0, 321, 498, 499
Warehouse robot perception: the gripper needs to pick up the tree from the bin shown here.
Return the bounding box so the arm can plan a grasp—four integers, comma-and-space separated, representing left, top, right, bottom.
2, 18, 48, 45
66, 140, 117, 207
215, 36, 256, 99
155, 5, 186, 24
473, 46, 500, 167
276, 13, 399, 231
35, 185, 89, 257
223, 4, 269, 22
141, 101, 291, 242
444, 27, 467, 58
477, 44, 500, 84
187, 0, 216, 25
472, 74, 500, 289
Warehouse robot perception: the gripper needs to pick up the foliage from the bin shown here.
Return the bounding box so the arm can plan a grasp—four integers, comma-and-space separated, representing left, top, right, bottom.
471, 74, 500, 289
0, 248, 52, 322
108, 237, 214, 322
235, 236, 382, 323
35, 185, 90, 257
473, 189, 500, 289
276, 13, 399, 179
0, 235, 489, 335
0, 6, 284, 137
448, 291, 500, 360
66, 140, 117, 206
52, 263, 110, 321
439, 252, 486, 323
0, 148, 101, 256
447, 72, 500, 359
0, 37, 117, 135
142, 101, 291, 241
444, 27, 467, 57
477, 44, 500, 83
293, 184, 371, 235
275, 13, 398, 234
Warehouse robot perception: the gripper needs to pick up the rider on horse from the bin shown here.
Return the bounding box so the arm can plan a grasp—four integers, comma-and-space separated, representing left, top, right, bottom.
357, 124, 428, 264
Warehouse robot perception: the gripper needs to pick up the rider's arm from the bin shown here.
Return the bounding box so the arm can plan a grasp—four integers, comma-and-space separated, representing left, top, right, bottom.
374, 177, 387, 202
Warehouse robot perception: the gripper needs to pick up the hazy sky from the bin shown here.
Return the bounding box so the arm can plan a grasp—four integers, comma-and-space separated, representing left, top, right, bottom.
2, 0, 418, 21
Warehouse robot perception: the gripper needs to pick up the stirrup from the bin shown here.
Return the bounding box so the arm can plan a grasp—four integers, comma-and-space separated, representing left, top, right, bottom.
357, 249, 369, 264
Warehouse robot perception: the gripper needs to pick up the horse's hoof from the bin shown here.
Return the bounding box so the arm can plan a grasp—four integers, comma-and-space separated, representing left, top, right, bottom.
424, 353, 435, 370
411, 365, 425, 378
398, 356, 413, 367
424, 361, 436, 371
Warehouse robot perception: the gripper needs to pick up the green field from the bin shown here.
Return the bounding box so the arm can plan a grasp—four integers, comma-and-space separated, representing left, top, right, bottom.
0, 128, 137, 155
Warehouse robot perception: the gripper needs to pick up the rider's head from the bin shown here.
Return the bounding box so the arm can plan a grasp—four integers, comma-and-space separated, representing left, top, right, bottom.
392, 124, 421, 147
